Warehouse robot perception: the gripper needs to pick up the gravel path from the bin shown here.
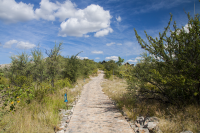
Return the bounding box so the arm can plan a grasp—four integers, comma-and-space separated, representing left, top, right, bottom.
65, 71, 134, 133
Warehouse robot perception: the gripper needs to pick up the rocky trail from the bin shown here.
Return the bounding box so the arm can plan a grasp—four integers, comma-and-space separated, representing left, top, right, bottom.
58, 71, 134, 133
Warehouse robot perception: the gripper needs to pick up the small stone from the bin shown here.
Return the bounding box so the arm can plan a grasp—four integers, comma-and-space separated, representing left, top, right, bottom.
66, 119, 70, 123
130, 124, 136, 129
59, 125, 65, 130
138, 127, 149, 133
57, 130, 65, 133
147, 122, 157, 130
135, 122, 140, 127
137, 116, 144, 125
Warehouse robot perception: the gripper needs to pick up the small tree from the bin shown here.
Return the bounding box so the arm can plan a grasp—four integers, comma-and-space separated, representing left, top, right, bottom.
133, 13, 200, 105
116, 56, 124, 66
45, 42, 63, 87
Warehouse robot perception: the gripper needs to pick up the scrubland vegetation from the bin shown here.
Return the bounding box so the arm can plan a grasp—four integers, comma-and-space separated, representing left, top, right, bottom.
100, 13, 200, 132
0, 43, 98, 132
0, 12, 199, 133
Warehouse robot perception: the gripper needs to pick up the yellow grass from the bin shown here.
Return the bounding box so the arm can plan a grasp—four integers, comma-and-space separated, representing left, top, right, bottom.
101, 76, 200, 133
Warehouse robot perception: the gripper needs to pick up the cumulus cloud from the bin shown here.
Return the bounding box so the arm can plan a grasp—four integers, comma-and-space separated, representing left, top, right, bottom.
3, 40, 35, 49
77, 56, 88, 60
95, 57, 100, 59
58, 4, 112, 37
35, 0, 59, 21
91, 50, 103, 54
3, 40, 18, 48
54, 0, 77, 22
135, 57, 142, 60
0, 0, 35, 23
0, 0, 113, 37
94, 28, 113, 37
84, 35, 90, 38
127, 56, 143, 63
16, 41, 36, 49
106, 42, 115, 46
116, 16, 121, 22
105, 56, 118, 61
127, 59, 136, 63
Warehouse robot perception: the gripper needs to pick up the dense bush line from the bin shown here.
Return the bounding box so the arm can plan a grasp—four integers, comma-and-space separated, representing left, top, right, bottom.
0, 43, 98, 111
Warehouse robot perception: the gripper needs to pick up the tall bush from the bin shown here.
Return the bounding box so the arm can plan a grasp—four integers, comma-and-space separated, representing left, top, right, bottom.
133, 13, 200, 106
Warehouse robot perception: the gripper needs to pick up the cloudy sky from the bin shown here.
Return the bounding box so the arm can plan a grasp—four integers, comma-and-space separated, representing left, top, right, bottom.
0, 0, 199, 65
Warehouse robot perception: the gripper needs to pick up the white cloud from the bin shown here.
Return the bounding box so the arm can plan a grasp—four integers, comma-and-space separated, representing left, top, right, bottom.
106, 42, 115, 46
127, 56, 143, 63
135, 57, 142, 60
35, 0, 59, 21
54, 0, 77, 22
183, 24, 191, 33
94, 28, 113, 37
84, 35, 90, 37
16, 41, 36, 49
0, 0, 113, 37
77, 56, 88, 60
150, 54, 161, 60
0, 0, 35, 23
117, 43, 122, 45
105, 56, 118, 61
91, 50, 103, 54
116, 16, 121, 22
95, 57, 100, 59
127, 59, 137, 63
59, 4, 112, 37
3, 40, 18, 48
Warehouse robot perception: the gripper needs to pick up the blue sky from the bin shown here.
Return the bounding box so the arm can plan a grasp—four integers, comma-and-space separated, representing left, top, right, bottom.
0, 0, 199, 65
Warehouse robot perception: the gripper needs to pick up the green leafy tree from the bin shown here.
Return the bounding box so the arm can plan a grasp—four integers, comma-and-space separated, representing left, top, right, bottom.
62, 52, 82, 83
45, 42, 63, 87
116, 56, 124, 66
133, 13, 200, 105
30, 44, 46, 83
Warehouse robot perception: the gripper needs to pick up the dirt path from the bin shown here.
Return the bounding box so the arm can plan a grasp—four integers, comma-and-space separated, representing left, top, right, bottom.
65, 71, 134, 133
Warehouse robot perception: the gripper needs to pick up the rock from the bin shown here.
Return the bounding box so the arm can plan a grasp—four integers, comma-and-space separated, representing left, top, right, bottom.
137, 116, 144, 125
57, 130, 65, 133
180, 131, 193, 133
147, 122, 157, 130
66, 119, 70, 123
59, 125, 65, 130
130, 124, 136, 129
138, 127, 149, 133
135, 122, 141, 127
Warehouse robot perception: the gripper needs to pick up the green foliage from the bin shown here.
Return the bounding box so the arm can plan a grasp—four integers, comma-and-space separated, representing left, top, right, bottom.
1, 41, 98, 112
116, 56, 124, 66
55, 78, 71, 89
63, 52, 82, 83
105, 70, 112, 79
133, 13, 200, 106
0, 72, 9, 90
